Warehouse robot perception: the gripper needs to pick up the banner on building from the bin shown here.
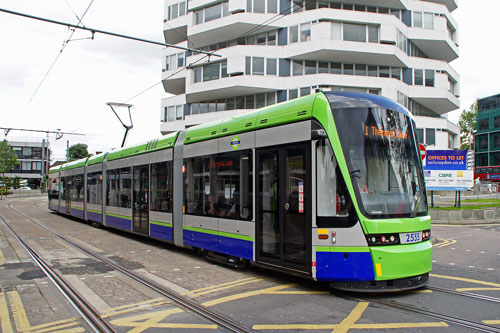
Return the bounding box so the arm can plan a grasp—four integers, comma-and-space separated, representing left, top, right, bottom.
424, 150, 468, 171
424, 170, 474, 191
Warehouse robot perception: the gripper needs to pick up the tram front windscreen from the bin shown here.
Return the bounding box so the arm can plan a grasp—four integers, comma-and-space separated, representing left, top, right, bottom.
331, 106, 428, 219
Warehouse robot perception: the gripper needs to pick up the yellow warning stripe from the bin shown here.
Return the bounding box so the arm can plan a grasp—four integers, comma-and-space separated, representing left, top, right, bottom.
0, 292, 13, 333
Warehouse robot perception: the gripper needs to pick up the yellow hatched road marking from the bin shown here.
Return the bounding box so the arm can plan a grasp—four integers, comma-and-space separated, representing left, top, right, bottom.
0, 249, 4, 265
101, 298, 165, 313
182, 277, 261, 296
7, 291, 30, 332
0, 292, 13, 333
101, 301, 169, 318
434, 238, 457, 248
431, 273, 500, 288
188, 278, 266, 298
352, 322, 449, 329
201, 283, 297, 307
484, 320, 500, 325
30, 318, 80, 332
334, 302, 369, 333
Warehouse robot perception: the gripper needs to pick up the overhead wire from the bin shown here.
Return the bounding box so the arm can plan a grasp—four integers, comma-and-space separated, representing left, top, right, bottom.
29, 0, 95, 102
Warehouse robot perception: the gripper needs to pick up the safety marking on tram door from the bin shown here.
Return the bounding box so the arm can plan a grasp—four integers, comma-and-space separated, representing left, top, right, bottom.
433, 238, 457, 248
0, 291, 83, 333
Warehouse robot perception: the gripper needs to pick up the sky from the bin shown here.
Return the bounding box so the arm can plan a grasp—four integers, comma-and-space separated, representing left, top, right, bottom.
1, 0, 499, 161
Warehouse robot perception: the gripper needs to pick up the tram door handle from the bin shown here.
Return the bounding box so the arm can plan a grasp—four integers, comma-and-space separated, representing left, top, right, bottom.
284, 203, 290, 211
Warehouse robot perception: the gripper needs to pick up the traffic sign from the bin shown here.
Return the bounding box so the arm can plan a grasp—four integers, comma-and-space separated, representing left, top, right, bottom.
419, 144, 426, 160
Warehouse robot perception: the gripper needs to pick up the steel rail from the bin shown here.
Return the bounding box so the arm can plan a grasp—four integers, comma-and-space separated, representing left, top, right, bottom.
8, 203, 253, 333
334, 291, 500, 333
0, 213, 115, 333
427, 285, 500, 304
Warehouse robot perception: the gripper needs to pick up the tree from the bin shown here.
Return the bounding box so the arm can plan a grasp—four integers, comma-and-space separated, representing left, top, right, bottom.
459, 100, 478, 150
0, 140, 18, 180
68, 143, 91, 161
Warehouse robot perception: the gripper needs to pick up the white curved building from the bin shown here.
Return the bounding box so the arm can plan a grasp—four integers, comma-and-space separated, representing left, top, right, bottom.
160, 0, 460, 149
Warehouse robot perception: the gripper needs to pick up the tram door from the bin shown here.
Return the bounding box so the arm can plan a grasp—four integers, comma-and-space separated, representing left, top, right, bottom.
256, 145, 311, 272
132, 165, 149, 235
65, 177, 71, 214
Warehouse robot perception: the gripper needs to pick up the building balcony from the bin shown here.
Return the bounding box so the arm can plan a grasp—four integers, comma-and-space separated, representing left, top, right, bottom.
408, 73, 459, 114
420, 0, 457, 12
407, 16, 458, 62
188, 12, 284, 47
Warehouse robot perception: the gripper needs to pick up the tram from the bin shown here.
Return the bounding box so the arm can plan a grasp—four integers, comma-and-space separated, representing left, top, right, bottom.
48, 91, 432, 291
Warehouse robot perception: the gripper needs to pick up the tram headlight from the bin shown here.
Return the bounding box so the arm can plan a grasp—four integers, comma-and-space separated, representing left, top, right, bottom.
366, 234, 400, 246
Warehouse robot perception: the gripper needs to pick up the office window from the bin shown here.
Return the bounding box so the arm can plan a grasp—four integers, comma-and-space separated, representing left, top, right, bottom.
330, 62, 342, 74
425, 70, 435, 87
300, 23, 311, 42
368, 26, 378, 43
494, 116, 500, 128
168, 106, 175, 122
266, 92, 276, 106
414, 69, 423, 85
305, 60, 316, 74
205, 3, 222, 22
254, 0, 265, 13
203, 62, 220, 81
318, 62, 329, 73
245, 56, 251, 75
478, 118, 489, 130
293, 0, 303, 12
413, 12, 422, 28
344, 23, 366, 42
391, 67, 401, 80
343, 64, 353, 75
172, 3, 178, 19
252, 57, 265, 75
293, 60, 303, 76
268, 0, 278, 13
355, 64, 366, 76
300, 87, 310, 96
289, 25, 299, 43
416, 128, 424, 144
424, 13, 434, 29
176, 105, 183, 120
245, 95, 255, 109
266, 58, 277, 75
367, 65, 377, 77
426, 128, 435, 146
256, 93, 266, 108
331, 22, 341, 40
289, 89, 298, 100
379, 66, 390, 78
267, 31, 277, 45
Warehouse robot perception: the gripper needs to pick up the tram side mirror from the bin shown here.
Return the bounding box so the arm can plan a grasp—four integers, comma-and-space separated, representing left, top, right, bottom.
311, 128, 327, 139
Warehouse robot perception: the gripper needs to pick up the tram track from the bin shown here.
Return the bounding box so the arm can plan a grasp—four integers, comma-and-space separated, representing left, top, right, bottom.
0, 213, 115, 333
5, 202, 254, 333
426, 285, 500, 304
335, 289, 500, 333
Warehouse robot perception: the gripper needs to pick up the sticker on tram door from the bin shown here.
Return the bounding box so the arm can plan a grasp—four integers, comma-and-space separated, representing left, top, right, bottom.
299, 182, 304, 213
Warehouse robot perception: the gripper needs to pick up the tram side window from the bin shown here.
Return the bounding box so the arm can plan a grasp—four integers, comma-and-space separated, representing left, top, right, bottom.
107, 168, 132, 208
87, 172, 102, 205
184, 150, 253, 220
49, 177, 59, 199
70, 175, 84, 202
151, 161, 173, 213
316, 139, 357, 228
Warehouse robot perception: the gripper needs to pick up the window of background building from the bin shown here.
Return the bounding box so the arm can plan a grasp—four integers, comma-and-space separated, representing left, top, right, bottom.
252, 57, 265, 75
413, 11, 422, 27
424, 13, 434, 29
426, 128, 435, 145
414, 69, 423, 85
343, 23, 366, 42
479, 118, 489, 131
416, 128, 424, 144
289, 25, 299, 43
425, 70, 435, 87
477, 135, 488, 149
494, 116, 500, 128
493, 133, 500, 148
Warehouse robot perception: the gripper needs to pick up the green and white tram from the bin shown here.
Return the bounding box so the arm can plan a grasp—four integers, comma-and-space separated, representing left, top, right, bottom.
48, 91, 431, 291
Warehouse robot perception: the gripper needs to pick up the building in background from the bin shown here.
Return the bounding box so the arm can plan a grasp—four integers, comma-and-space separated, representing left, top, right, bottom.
160, 0, 460, 149
4, 138, 51, 188
475, 93, 500, 167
